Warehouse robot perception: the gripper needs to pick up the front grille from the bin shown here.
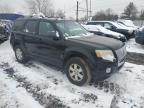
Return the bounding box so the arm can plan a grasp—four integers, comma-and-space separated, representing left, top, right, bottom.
115, 45, 127, 62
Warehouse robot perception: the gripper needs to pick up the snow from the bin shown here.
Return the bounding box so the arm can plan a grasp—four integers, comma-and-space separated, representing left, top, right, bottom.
0, 41, 113, 108
139, 26, 144, 31
0, 40, 144, 108
117, 22, 136, 30
0, 70, 43, 108
117, 20, 139, 29
107, 62, 144, 107
127, 39, 144, 54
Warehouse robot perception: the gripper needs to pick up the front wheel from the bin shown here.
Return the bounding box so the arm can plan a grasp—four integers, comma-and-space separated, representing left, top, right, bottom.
14, 46, 28, 63
65, 57, 91, 86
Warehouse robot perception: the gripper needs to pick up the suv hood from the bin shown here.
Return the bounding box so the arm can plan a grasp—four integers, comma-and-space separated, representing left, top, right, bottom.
67, 35, 124, 50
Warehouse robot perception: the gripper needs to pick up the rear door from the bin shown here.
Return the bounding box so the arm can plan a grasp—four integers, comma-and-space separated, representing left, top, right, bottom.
23, 20, 39, 56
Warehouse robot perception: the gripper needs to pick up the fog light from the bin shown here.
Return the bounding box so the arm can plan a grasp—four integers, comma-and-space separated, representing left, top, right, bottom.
106, 68, 111, 74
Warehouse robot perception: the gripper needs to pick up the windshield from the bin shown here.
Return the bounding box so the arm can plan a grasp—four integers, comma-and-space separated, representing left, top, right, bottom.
56, 20, 90, 37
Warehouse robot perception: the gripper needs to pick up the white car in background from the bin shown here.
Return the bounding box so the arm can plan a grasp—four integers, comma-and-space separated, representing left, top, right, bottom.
117, 19, 139, 29
82, 24, 127, 42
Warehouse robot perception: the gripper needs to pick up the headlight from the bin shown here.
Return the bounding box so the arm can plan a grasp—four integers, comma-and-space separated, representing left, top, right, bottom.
95, 50, 115, 62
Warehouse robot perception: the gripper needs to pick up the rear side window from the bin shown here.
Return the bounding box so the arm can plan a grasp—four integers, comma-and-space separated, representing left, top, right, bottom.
87, 22, 95, 25
24, 21, 38, 34
87, 22, 103, 26
104, 23, 114, 29
13, 20, 25, 32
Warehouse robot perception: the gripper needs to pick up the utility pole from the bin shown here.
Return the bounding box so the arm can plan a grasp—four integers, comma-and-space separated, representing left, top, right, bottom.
89, 0, 92, 18
86, 0, 89, 20
76, 1, 79, 22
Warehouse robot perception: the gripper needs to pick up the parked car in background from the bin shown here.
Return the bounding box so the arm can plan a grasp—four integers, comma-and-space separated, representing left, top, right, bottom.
117, 19, 139, 29
10, 17, 127, 86
82, 24, 127, 42
0, 24, 9, 41
0, 20, 13, 41
0, 20, 13, 33
87, 21, 136, 39
135, 26, 144, 45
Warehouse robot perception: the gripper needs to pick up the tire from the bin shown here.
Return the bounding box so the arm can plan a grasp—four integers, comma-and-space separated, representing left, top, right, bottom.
14, 46, 28, 63
65, 57, 91, 86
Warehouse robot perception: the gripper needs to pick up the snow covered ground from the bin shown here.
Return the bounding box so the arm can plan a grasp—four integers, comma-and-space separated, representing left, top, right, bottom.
127, 39, 144, 54
0, 40, 144, 108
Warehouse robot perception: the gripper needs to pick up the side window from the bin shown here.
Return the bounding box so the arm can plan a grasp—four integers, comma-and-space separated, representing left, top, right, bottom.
96, 23, 103, 26
13, 20, 25, 32
24, 21, 38, 34
104, 23, 113, 29
39, 21, 55, 36
87, 22, 94, 25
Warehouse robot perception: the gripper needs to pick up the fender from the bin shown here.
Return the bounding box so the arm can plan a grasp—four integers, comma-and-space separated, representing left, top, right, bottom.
63, 47, 96, 69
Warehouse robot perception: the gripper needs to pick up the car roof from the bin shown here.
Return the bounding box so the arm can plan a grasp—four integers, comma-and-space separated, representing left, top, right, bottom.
16, 17, 72, 22
87, 21, 115, 23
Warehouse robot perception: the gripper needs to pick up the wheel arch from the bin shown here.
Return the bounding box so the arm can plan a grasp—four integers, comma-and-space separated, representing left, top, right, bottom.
63, 48, 94, 69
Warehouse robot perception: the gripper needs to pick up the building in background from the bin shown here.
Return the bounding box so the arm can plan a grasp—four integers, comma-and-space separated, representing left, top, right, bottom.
0, 13, 24, 21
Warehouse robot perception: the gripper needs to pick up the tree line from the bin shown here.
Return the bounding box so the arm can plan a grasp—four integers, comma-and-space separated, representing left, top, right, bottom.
0, 0, 143, 21
25, 0, 65, 18
92, 2, 144, 21
0, 0, 65, 19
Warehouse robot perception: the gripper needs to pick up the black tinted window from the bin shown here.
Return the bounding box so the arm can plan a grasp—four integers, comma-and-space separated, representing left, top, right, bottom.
13, 20, 25, 32
87, 22, 95, 25
25, 21, 38, 34
39, 21, 55, 36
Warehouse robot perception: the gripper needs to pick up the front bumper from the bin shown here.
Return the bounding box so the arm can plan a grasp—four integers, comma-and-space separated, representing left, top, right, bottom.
91, 58, 125, 81
91, 45, 126, 81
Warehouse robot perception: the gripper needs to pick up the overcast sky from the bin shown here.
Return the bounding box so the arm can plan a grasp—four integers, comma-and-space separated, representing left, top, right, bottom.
0, 0, 144, 18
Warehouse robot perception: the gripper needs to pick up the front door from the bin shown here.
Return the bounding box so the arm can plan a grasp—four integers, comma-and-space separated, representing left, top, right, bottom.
36, 21, 65, 66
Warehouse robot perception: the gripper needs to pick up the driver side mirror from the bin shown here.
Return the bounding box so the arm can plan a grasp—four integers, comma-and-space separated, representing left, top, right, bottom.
49, 31, 60, 40
111, 26, 116, 30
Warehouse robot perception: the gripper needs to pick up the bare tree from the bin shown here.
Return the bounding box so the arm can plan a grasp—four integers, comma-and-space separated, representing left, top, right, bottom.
55, 10, 65, 19
25, 0, 54, 17
92, 9, 118, 21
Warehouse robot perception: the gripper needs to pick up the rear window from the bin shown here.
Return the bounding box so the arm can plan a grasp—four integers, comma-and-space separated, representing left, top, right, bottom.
13, 20, 25, 32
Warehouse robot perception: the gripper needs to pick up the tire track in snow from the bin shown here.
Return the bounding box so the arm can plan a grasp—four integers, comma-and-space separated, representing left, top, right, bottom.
0, 62, 69, 108
0, 60, 126, 108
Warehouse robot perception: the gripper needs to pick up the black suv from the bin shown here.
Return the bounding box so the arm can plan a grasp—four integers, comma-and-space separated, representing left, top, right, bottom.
87, 21, 135, 39
10, 17, 127, 86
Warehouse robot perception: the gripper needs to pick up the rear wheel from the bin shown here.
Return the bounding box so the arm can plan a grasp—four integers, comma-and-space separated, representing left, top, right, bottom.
65, 57, 91, 86
14, 46, 28, 63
